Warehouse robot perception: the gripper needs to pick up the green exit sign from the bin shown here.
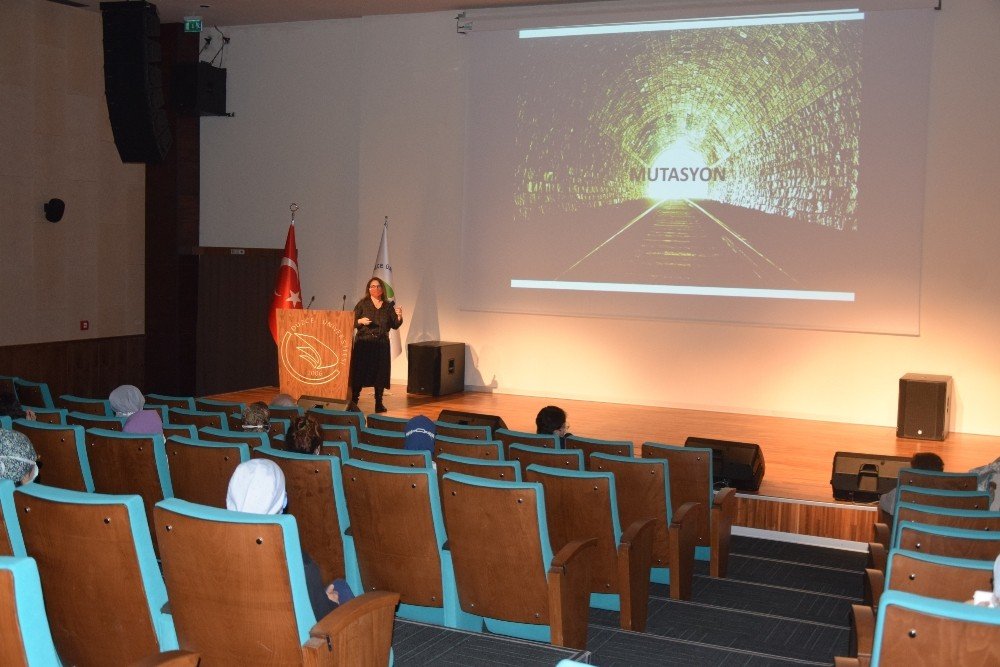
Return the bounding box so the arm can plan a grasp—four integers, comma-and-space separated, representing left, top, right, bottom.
184, 17, 203, 33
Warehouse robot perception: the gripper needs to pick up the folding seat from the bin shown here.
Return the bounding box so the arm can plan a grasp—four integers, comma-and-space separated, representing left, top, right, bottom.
894, 522, 1000, 562
435, 453, 521, 483
167, 407, 228, 431
307, 407, 365, 430
12, 421, 94, 492
834, 591, 1000, 667
869, 503, 1000, 572
66, 411, 125, 432
365, 413, 409, 432
145, 393, 195, 410
852, 549, 997, 658
509, 443, 584, 472
524, 464, 655, 631
435, 421, 492, 441
85, 428, 173, 540
434, 434, 503, 461
15, 485, 182, 665
897, 468, 978, 492
897, 486, 990, 511
268, 403, 304, 421
267, 416, 291, 439
494, 428, 560, 460
591, 452, 702, 596
319, 440, 350, 460
321, 424, 359, 449
358, 427, 406, 449
640, 442, 737, 577
252, 445, 361, 592
563, 434, 633, 468
164, 435, 251, 508
352, 443, 431, 469
440, 472, 596, 648
12, 378, 54, 409
194, 397, 246, 415
342, 458, 479, 630
160, 424, 197, 440
57, 394, 112, 416
0, 480, 26, 557
0, 556, 62, 666
153, 498, 397, 666
198, 424, 270, 449
24, 408, 67, 425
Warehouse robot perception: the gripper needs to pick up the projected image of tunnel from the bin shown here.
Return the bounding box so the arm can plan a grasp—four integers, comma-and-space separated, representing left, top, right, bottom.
514, 20, 862, 290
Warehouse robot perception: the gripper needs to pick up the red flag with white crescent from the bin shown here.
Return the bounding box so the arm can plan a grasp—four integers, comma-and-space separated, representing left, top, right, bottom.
269, 223, 303, 343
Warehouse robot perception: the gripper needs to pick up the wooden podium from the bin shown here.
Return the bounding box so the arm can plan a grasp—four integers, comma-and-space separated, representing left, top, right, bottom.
275, 310, 354, 403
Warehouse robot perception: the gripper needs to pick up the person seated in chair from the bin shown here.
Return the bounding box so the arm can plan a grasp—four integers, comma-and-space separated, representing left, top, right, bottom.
535, 405, 571, 446
109, 385, 163, 435
285, 416, 322, 455
241, 401, 270, 432
0, 429, 39, 486
879, 452, 945, 524
226, 459, 354, 618
0, 393, 35, 422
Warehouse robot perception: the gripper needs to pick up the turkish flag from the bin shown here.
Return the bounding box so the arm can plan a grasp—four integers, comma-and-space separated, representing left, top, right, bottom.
269, 223, 303, 343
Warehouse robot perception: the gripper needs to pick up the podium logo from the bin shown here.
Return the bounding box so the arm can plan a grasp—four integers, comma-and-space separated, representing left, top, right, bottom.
280, 332, 342, 385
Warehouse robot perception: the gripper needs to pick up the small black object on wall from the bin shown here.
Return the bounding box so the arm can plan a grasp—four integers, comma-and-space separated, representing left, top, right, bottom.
43, 198, 65, 223
684, 436, 765, 492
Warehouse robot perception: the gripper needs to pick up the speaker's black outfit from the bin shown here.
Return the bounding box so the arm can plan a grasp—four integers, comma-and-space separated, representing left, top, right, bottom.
349, 297, 402, 408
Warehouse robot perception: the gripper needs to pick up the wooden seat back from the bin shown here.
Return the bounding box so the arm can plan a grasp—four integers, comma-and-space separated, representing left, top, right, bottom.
897, 486, 990, 511
896, 522, 1000, 561
197, 425, 269, 449
13, 379, 54, 409
268, 404, 304, 421
0, 556, 62, 666
307, 408, 365, 430
358, 427, 406, 449
436, 453, 520, 483
435, 422, 492, 440
885, 550, 994, 602
154, 498, 398, 666
251, 447, 350, 583
365, 413, 409, 432
342, 460, 444, 608
167, 407, 227, 430
494, 428, 558, 460
321, 424, 359, 449
898, 469, 978, 491
564, 435, 633, 468
15, 485, 172, 665
57, 394, 112, 416
509, 444, 584, 472
194, 398, 245, 415
27, 408, 67, 425
351, 443, 430, 469
161, 424, 197, 439
85, 429, 172, 541
66, 411, 125, 432
12, 421, 93, 492
145, 393, 195, 410
642, 443, 712, 546
892, 504, 1000, 549
434, 434, 502, 461
165, 436, 250, 508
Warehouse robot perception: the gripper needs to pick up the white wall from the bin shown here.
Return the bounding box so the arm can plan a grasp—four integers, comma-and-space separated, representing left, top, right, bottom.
202, 2, 1000, 435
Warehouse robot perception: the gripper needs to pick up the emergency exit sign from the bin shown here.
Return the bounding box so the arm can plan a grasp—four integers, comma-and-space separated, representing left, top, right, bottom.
184, 16, 203, 33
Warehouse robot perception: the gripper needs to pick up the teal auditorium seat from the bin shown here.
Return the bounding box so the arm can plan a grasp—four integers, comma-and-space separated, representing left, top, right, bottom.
252, 446, 361, 592
434, 434, 504, 461
15, 484, 180, 664
153, 498, 397, 666
358, 426, 407, 449
307, 407, 366, 430
164, 436, 251, 508
268, 403, 304, 420
0, 480, 26, 557
24, 408, 67, 425
564, 434, 634, 468
198, 424, 270, 449
66, 410, 126, 431
320, 440, 351, 460
145, 393, 195, 410
57, 394, 112, 416
12, 378, 54, 409
436, 452, 521, 482
320, 424, 359, 449
12, 420, 94, 492
895, 521, 1000, 562
494, 428, 559, 459
352, 443, 431, 468
0, 556, 61, 666
366, 413, 409, 432
509, 443, 585, 471
435, 421, 493, 441
342, 459, 479, 630
167, 407, 229, 431
440, 472, 595, 649
524, 464, 655, 632
896, 485, 990, 510
897, 467, 978, 492
194, 397, 246, 415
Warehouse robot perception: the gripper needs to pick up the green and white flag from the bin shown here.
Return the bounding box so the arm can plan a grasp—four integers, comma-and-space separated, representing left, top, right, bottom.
373, 216, 402, 358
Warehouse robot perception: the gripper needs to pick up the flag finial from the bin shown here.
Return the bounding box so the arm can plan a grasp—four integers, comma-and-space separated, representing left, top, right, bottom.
290, 203, 299, 223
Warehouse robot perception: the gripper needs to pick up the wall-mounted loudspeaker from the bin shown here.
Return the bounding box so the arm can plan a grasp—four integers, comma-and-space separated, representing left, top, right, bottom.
100, 1, 172, 163
897, 374, 952, 441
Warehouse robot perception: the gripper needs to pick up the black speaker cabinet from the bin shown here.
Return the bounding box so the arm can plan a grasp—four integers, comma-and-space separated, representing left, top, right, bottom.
174, 61, 227, 116
407, 341, 465, 396
684, 436, 765, 492
437, 409, 507, 431
897, 373, 952, 441
831, 451, 911, 502
101, 1, 172, 163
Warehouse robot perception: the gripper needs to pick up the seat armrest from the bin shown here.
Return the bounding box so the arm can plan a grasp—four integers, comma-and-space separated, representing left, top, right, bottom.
711, 487, 737, 578
617, 517, 657, 632
548, 538, 596, 650
872, 522, 890, 550
863, 568, 884, 609
668, 501, 704, 600
866, 542, 887, 573
305, 591, 400, 665
834, 658, 863, 667
849, 603, 875, 660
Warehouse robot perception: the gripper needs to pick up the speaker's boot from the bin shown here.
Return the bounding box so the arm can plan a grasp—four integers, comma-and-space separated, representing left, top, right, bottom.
374, 388, 387, 413
346, 388, 361, 413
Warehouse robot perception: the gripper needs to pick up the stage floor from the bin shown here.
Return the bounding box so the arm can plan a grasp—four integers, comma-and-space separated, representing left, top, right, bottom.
214, 384, 999, 542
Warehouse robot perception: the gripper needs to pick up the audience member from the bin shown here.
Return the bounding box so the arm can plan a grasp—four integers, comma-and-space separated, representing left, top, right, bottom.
969, 455, 1000, 511
109, 385, 163, 435
0, 392, 35, 421
285, 416, 322, 455
0, 429, 38, 486
970, 554, 1000, 608
272, 393, 297, 407
241, 401, 270, 432
226, 459, 353, 619
403, 415, 435, 453
879, 452, 945, 519
535, 405, 571, 445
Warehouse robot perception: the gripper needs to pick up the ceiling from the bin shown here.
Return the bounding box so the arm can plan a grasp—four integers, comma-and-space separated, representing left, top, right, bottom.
64, 0, 594, 26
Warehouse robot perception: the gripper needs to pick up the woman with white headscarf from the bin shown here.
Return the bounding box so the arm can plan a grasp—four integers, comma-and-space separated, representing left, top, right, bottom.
226, 459, 353, 619
0, 429, 39, 486
109, 385, 163, 435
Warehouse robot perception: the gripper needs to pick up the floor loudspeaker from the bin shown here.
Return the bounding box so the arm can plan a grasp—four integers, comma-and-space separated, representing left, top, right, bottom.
101, 1, 172, 163
897, 374, 952, 441
407, 341, 465, 396
831, 452, 911, 502
437, 409, 507, 431
684, 436, 765, 492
